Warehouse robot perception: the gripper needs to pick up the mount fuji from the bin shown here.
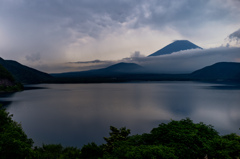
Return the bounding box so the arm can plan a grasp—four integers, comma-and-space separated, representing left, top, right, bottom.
148, 40, 202, 57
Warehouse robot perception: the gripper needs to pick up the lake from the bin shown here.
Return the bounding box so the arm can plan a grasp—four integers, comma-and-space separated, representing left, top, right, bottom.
1, 82, 240, 148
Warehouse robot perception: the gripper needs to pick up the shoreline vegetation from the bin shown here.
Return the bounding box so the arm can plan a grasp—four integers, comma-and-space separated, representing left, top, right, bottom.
0, 64, 23, 92
0, 82, 23, 92
1, 56, 240, 85
49, 62, 240, 84
0, 106, 239, 159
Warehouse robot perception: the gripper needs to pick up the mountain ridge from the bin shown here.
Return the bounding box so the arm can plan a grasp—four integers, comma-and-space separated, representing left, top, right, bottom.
52, 62, 144, 78
0, 57, 53, 84
148, 40, 202, 56
0, 64, 15, 87
0, 63, 24, 91
51, 62, 240, 83
190, 62, 240, 81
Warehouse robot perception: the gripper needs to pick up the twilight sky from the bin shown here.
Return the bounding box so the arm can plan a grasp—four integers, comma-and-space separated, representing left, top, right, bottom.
0, 0, 240, 73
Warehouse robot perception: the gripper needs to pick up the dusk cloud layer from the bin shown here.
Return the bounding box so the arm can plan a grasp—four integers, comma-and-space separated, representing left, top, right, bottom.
0, 0, 240, 72
132, 47, 240, 73
227, 29, 240, 45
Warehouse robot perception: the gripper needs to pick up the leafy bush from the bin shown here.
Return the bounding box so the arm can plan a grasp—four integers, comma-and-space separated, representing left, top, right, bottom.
0, 64, 14, 82
101, 118, 240, 159
0, 64, 23, 92
80, 142, 103, 159
1, 106, 240, 159
0, 105, 34, 159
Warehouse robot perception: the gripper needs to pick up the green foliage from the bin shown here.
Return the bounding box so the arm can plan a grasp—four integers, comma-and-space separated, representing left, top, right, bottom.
142, 118, 219, 158
34, 144, 63, 159
31, 144, 82, 159
0, 82, 23, 92
101, 119, 240, 159
222, 133, 240, 143
208, 133, 240, 158
0, 64, 15, 82
103, 126, 131, 153
1, 107, 240, 159
0, 105, 34, 159
101, 126, 177, 159
103, 140, 177, 159
0, 64, 23, 92
80, 142, 103, 159
61, 146, 82, 159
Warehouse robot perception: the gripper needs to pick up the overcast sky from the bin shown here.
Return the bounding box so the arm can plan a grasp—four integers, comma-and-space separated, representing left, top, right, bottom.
0, 0, 240, 73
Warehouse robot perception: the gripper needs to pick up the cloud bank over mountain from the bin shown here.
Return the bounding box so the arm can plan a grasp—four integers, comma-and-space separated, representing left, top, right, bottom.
63, 46, 240, 74
128, 47, 240, 73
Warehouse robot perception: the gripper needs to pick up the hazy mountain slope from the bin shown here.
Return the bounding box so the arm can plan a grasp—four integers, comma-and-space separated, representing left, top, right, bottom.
51, 62, 240, 83
0, 64, 15, 86
100, 62, 144, 73
0, 64, 14, 82
0, 57, 53, 84
190, 62, 240, 81
0, 63, 24, 91
148, 40, 202, 57
52, 62, 144, 78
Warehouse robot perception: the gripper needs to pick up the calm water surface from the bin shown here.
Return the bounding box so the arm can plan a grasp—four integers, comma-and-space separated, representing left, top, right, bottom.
1, 82, 240, 147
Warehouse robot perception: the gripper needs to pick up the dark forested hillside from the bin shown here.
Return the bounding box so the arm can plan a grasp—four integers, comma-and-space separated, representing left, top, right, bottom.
52, 62, 144, 78
0, 64, 14, 83
1, 109, 240, 159
190, 62, 240, 81
0, 64, 23, 91
0, 57, 53, 84
51, 62, 240, 83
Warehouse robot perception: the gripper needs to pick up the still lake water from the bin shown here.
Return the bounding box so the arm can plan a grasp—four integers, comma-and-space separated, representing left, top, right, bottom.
1, 82, 240, 148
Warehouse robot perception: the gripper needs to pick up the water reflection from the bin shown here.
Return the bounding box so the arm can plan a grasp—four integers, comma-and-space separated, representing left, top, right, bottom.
0, 92, 16, 107
1, 82, 240, 147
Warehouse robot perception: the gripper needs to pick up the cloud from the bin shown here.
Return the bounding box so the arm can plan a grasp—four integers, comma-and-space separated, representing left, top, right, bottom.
223, 28, 240, 47
70, 60, 105, 64
65, 46, 240, 74
32, 46, 240, 73
125, 47, 240, 73
60, 60, 116, 73
130, 51, 145, 58
228, 28, 240, 44
25, 53, 41, 62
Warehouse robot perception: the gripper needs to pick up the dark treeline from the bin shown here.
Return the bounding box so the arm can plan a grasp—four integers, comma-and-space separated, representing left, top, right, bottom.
0, 106, 240, 159
0, 64, 23, 92
50, 62, 240, 84
48, 73, 191, 84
